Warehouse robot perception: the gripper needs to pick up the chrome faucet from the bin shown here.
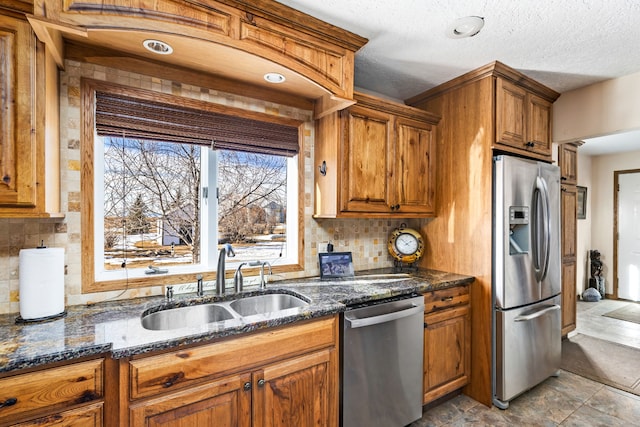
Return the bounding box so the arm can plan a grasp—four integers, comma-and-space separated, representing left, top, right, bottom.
216, 243, 235, 295
234, 263, 246, 293
196, 274, 204, 297
259, 261, 272, 289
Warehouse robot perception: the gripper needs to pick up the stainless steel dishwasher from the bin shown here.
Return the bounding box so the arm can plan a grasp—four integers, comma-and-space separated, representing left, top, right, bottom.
341, 295, 424, 427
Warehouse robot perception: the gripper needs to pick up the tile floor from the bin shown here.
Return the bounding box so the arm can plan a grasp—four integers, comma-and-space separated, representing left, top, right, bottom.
410, 298, 640, 426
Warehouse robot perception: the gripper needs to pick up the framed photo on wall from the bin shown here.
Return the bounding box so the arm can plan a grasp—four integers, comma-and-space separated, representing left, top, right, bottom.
577, 186, 587, 220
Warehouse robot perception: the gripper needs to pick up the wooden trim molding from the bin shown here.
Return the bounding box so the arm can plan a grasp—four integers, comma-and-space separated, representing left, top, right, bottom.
406, 60, 560, 106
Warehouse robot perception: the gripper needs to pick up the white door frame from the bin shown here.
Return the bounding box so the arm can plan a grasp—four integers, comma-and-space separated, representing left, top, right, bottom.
613, 168, 640, 300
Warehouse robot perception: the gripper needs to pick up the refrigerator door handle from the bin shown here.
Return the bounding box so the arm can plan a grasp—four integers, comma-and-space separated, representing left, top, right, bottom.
533, 176, 552, 282
514, 304, 560, 322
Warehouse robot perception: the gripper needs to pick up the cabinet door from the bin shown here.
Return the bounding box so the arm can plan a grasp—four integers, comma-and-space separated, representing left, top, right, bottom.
495, 78, 553, 158
423, 305, 470, 404
561, 185, 577, 260
561, 184, 577, 336
340, 106, 394, 213
0, 15, 37, 207
495, 78, 527, 149
253, 349, 337, 427
559, 143, 578, 185
562, 260, 577, 335
526, 93, 553, 157
129, 373, 251, 427
394, 118, 436, 215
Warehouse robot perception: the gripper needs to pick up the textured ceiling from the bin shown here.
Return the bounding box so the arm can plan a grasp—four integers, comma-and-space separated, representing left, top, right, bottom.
277, 0, 640, 102
277, 0, 640, 155
581, 130, 640, 156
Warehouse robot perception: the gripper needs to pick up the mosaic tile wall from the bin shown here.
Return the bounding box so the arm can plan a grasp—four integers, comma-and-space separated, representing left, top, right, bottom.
0, 60, 416, 314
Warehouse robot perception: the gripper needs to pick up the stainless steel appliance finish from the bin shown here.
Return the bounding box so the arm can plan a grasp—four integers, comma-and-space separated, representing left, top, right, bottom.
493, 155, 562, 409
342, 295, 424, 427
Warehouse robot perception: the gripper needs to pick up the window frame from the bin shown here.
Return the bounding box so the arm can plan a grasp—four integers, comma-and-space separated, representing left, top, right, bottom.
81, 79, 305, 293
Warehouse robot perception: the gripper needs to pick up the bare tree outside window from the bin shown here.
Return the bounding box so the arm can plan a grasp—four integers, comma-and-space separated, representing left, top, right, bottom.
217, 150, 287, 244
103, 137, 200, 269
102, 137, 288, 271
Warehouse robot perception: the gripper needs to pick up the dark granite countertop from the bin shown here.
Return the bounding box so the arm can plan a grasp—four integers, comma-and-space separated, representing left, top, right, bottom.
0, 268, 473, 374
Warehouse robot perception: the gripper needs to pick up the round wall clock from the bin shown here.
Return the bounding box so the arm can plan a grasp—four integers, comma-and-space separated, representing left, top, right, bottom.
388, 225, 424, 264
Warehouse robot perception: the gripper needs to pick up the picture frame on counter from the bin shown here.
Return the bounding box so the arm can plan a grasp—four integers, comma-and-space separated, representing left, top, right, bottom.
319, 252, 354, 279
577, 186, 587, 220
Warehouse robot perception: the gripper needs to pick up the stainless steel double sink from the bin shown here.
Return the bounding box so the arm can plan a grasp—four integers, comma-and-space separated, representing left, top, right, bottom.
141, 292, 309, 331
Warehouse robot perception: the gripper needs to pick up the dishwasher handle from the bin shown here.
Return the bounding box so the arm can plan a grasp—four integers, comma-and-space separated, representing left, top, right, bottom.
345, 303, 424, 329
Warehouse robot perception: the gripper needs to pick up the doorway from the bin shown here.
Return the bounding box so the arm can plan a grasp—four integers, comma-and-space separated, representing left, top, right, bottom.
614, 169, 640, 301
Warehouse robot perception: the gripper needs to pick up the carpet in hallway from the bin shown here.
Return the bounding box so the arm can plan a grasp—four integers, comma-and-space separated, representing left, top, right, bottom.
561, 333, 640, 397
603, 302, 640, 324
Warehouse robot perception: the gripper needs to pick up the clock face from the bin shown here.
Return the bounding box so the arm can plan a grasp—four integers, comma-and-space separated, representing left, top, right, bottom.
395, 233, 419, 255
387, 227, 424, 263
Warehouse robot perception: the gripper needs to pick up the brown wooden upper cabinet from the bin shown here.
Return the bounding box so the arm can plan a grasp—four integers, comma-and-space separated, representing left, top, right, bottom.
28, 0, 367, 118
496, 78, 554, 158
0, 9, 60, 218
407, 61, 560, 163
0, 14, 39, 210
558, 142, 578, 185
314, 92, 440, 218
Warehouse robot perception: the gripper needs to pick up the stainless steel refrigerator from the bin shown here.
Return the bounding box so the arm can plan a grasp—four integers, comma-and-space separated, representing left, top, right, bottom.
492, 155, 562, 409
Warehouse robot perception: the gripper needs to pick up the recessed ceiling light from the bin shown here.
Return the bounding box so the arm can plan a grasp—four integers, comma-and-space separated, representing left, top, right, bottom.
264, 72, 286, 84
142, 39, 173, 55
447, 16, 485, 39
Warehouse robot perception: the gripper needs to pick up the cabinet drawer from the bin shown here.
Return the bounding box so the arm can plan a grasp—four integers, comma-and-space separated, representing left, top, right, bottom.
0, 359, 103, 421
11, 402, 103, 427
424, 286, 469, 312
129, 316, 337, 399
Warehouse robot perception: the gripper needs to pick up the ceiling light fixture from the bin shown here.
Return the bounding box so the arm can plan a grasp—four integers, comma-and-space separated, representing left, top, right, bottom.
264, 72, 286, 84
447, 16, 485, 39
142, 39, 174, 55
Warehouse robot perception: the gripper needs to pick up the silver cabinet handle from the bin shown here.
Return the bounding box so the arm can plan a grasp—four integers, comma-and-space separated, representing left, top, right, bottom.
345, 304, 424, 329
257, 379, 266, 387
514, 305, 560, 322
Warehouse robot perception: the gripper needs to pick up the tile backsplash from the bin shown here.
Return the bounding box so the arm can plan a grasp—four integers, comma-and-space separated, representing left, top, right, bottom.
0, 60, 412, 314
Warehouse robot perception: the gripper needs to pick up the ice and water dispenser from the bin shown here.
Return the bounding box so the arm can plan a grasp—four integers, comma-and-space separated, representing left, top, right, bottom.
509, 206, 529, 255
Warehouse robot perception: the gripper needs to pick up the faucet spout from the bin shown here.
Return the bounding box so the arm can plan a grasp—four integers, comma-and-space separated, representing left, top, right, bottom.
216, 243, 235, 295
259, 261, 272, 290
234, 263, 246, 294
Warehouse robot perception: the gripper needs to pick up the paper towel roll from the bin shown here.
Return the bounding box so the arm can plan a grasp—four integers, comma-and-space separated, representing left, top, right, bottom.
19, 248, 65, 320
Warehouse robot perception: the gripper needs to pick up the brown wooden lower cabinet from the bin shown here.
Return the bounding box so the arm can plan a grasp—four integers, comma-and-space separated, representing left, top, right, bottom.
561, 260, 577, 336
423, 286, 471, 405
129, 349, 334, 427
124, 316, 339, 427
0, 359, 104, 427
561, 182, 578, 336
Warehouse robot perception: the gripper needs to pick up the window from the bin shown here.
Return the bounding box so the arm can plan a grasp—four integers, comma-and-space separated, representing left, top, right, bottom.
81, 79, 304, 292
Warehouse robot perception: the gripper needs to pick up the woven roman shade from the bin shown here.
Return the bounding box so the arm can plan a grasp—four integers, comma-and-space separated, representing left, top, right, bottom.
95, 91, 299, 157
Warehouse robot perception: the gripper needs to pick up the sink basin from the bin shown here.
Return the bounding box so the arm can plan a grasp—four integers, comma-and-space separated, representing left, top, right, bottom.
141, 292, 310, 330
141, 304, 236, 331
228, 293, 309, 317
